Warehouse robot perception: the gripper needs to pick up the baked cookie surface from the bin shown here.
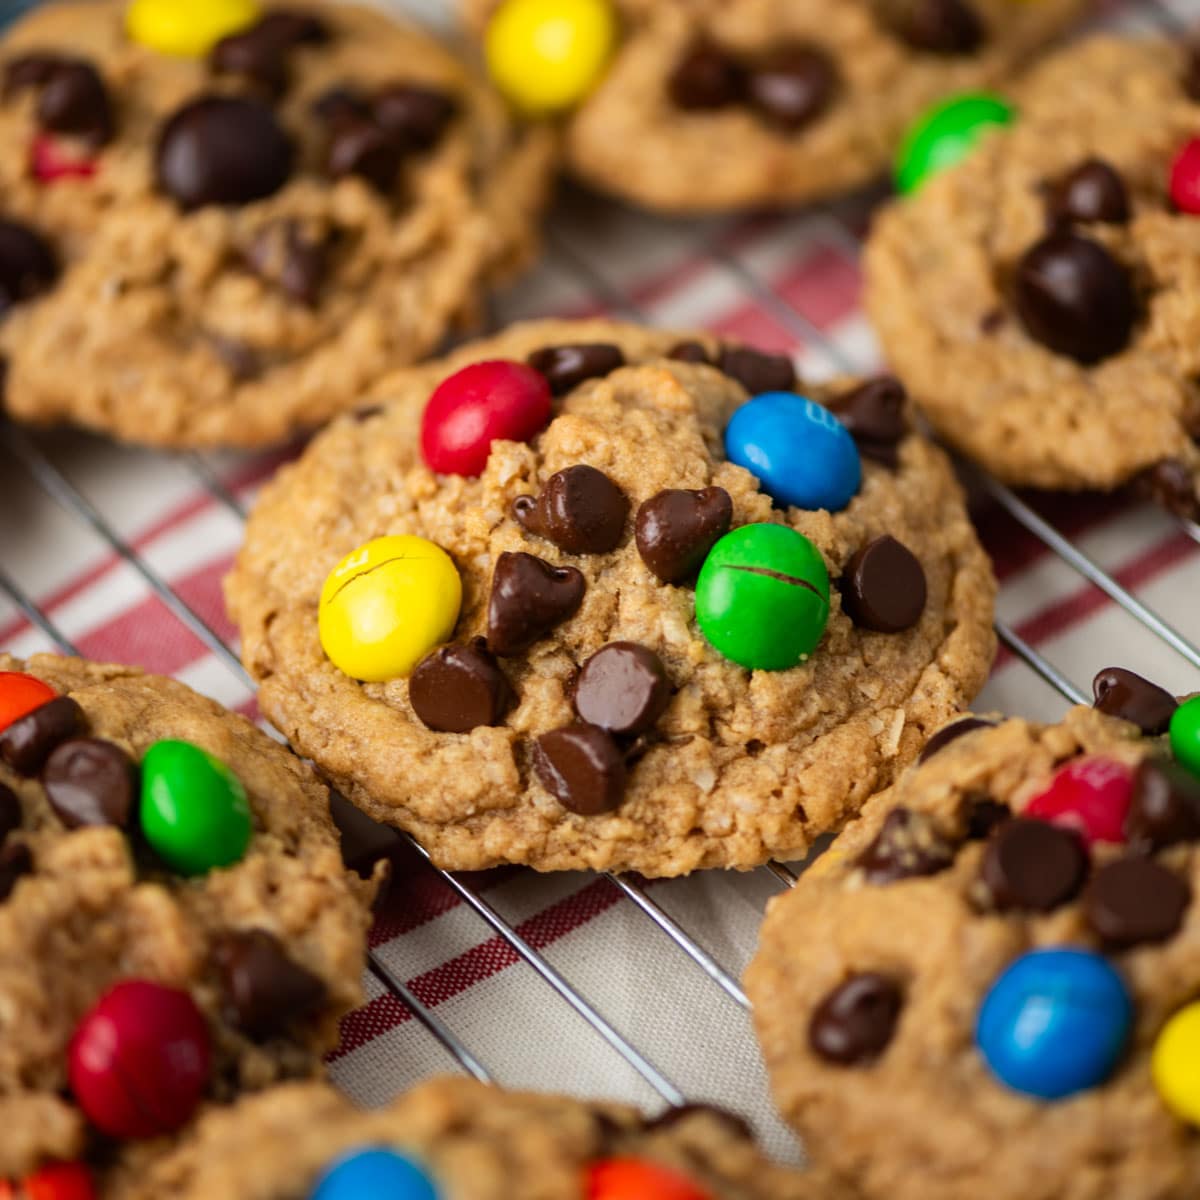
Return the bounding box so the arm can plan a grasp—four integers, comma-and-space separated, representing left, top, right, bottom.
0, 0, 553, 448
0, 654, 378, 1181
226, 318, 996, 876
866, 36, 1200, 514
746, 695, 1200, 1200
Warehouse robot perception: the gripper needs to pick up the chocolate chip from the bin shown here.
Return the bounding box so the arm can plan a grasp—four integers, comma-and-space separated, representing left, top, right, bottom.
0, 784, 21, 843
635, 486, 733, 585
245, 220, 328, 306
36, 61, 113, 146
527, 343, 626, 396
839, 536, 927, 633
1092, 667, 1177, 735
717, 345, 796, 395
325, 117, 403, 192
1047, 159, 1130, 227
0, 696, 83, 776
961, 794, 1011, 840
979, 817, 1088, 912
855, 807, 954, 883
746, 45, 836, 132
1085, 857, 1190, 948
644, 1103, 753, 1141
809, 973, 902, 1066
210, 28, 290, 94
213, 928, 328, 1039
0, 220, 57, 318
487, 552, 586, 657
668, 40, 743, 110
374, 83, 457, 150
887, 0, 984, 54
156, 95, 293, 210
533, 723, 627, 815
312, 85, 371, 125
513, 464, 629, 555
826, 377, 907, 466
918, 716, 997, 764
573, 643, 671, 736
42, 738, 136, 829
3, 53, 61, 97
209, 333, 262, 381
409, 638, 512, 733
1125, 759, 1200, 851
1012, 231, 1136, 365
1185, 44, 1200, 102
0, 842, 32, 902
1134, 459, 1199, 520
667, 340, 712, 364
253, 9, 330, 45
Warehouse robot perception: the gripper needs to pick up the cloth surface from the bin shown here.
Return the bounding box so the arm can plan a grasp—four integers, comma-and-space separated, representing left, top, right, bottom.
2, 0, 1200, 1165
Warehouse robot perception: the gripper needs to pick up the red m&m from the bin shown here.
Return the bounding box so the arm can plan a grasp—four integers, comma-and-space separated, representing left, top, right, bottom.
1170, 137, 1200, 215
31, 136, 98, 184
0, 673, 56, 735
587, 1158, 711, 1200
420, 360, 552, 477
1025, 756, 1134, 846
2, 1163, 97, 1200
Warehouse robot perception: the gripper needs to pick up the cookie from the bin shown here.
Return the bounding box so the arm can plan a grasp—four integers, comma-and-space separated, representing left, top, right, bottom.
225, 318, 996, 876
109, 1076, 840, 1200
466, 0, 1084, 214
866, 36, 1200, 516
746, 679, 1200, 1200
0, 654, 379, 1183
0, 1, 554, 448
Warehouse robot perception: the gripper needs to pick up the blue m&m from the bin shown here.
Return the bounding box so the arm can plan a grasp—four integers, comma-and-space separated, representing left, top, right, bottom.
724, 392, 861, 513
310, 1149, 439, 1200
976, 948, 1133, 1101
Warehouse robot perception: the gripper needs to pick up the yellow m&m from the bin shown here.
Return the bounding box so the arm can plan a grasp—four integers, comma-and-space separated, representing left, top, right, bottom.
484, 0, 618, 116
319, 536, 462, 682
126, 0, 261, 58
1153, 1002, 1200, 1124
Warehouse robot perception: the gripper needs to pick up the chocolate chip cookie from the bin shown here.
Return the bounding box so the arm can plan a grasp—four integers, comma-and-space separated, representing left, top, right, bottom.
866, 36, 1200, 516
465, 0, 1084, 213
0, 654, 378, 1182
225, 318, 996, 876
746, 680, 1200, 1200
0, 1, 553, 448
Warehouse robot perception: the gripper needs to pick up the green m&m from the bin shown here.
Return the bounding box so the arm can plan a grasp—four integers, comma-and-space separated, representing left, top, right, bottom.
140, 739, 253, 876
1170, 696, 1200, 778
895, 92, 1015, 195
695, 524, 830, 671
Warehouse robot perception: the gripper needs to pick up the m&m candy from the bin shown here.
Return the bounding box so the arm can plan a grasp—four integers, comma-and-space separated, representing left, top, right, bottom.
895, 92, 1015, 195
976, 948, 1132, 1100
310, 1148, 439, 1200
0, 672, 55, 735
724, 392, 861, 513
485, 0, 618, 115
1152, 1001, 1200, 1124
1170, 695, 1200, 777
319, 535, 463, 681
1169, 137, 1200, 215
68, 980, 211, 1139
125, 0, 261, 57
8, 1163, 96, 1200
1024, 756, 1134, 846
140, 740, 253, 876
420, 360, 552, 477
695, 524, 830, 671
587, 1158, 711, 1200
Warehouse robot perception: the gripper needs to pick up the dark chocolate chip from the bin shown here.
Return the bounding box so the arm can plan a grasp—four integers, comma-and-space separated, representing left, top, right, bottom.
1134, 459, 1199, 520
409, 638, 512, 733
1047, 159, 1130, 227
209, 333, 262, 381
0, 696, 83, 776
668, 40, 744, 110
855, 807, 954, 883
1012, 231, 1136, 365
1186, 43, 1200, 102
635, 486, 733, 585
716, 345, 796, 395
0, 219, 57, 318
887, 0, 984, 54
1125, 758, 1200, 851
533, 723, 627, 815
245, 220, 328, 306
0, 842, 31, 902
573, 642, 672, 736
746, 45, 837, 132
325, 117, 403, 191
311, 85, 371, 125
826, 376, 907, 466
156, 95, 293, 210
961, 794, 1011, 840
839, 535, 927, 633
3, 53, 61, 97
0, 784, 21, 843
374, 83, 457, 150
213, 928, 328, 1039
512, 464, 629, 555
527, 343, 626, 396
980, 817, 1088, 912
644, 1103, 753, 1141
917, 716, 997, 764
667, 340, 712, 364
1092, 667, 1177, 735
210, 28, 290, 95
487, 551, 586, 657
36, 60, 113, 146
1084, 856, 1189, 947
809, 973, 902, 1066
253, 9, 331, 45
41, 737, 136, 829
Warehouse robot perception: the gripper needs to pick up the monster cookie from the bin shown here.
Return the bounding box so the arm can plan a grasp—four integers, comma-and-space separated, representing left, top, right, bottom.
109, 1076, 841, 1199
466, 0, 1085, 214
866, 36, 1200, 516
226, 318, 996, 875
0, 1, 553, 448
0, 654, 378, 1186
746, 674, 1200, 1200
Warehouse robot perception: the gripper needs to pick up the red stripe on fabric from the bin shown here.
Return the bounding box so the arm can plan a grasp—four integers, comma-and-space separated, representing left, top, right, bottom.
74, 595, 210, 674
709, 306, 799, 354
773, 245, 861, 332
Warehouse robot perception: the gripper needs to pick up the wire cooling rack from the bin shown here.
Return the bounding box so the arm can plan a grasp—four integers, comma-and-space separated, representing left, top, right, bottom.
4, 0, 1200, 1165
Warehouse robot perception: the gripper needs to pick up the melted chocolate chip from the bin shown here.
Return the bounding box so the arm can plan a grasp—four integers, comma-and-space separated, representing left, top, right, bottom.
487, 552, 586, 657
839, 536, 927, 633
0, 696, 83, 776
374, 84, 457, 150
979, 818, 1088, 912
527, 343, 626, 396
245, 220, 328, 305
1047, 159, 1130, 227
513, 465, 629, 555
0, 842, 32, 902
716, 345, 796, 395
0, 219, 57, 318
1125, 759, 1200, 851
533, 723, 627, 815
668, 40, 744, 110
961, 794, 1011, 840
0, 784, 21, 843
3, 53, 61, 97
1134, 459, 1199, 520
855, 807, 954, 883
826, 377, 908, 466
409, 639, 512, 733
42, 737, 136, 829
210, 27, 290, 94
667, 340, 712, 364
887, 0, 984, 54
573, 643, 672, 736
312, 85, 371, 125
746, 45, 837, 132
213, 928, 328, 1039
635, 487, 733, 585
1092, 667, 1177, 735
4, 54, 113, 145
809, 973, 902, 1065
917, 716, 997, 764
1084, 856, 1189, 947
325, 117, 403, 191
253, 9, 330, 45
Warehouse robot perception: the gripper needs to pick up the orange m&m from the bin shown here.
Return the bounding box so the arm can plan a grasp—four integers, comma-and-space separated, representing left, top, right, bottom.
587, 1158, 711, 1200
0, 673, 55, 735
